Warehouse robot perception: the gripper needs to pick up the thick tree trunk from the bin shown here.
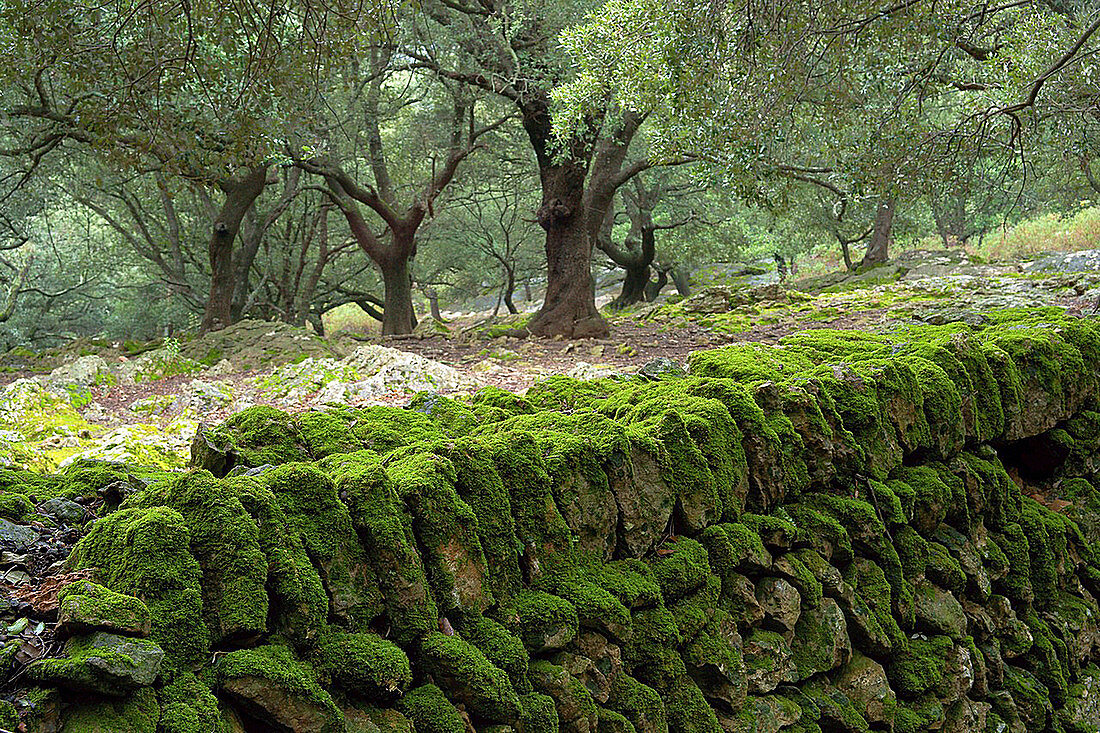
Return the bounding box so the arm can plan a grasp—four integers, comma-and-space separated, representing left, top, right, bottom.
200, 166, 268, 333
613, 264, 651, 308
380, 255, 417, 336
526, 163, 608, 338
671, 266, 691, 296
861, 199, 894, 268
425, 289, 443, 322
645, 268, 669, 301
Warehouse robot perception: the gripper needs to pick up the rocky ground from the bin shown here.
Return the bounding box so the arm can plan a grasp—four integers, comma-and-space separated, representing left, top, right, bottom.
1, 248, 1096, 475
1, 247, 1100, 732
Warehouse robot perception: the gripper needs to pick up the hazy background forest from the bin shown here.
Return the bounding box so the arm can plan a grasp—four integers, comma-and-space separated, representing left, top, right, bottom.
0, 0, 1097, 346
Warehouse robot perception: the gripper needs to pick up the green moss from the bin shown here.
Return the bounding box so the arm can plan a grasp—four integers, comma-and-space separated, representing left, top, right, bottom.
509, 590, 578, 652
1003, 665, 1053, 733
739, 513, 799, 550
346, 406, 444, 454
326, 456, 436, 643
418, 631, 521, 721
523, 375, 615, 412
597, 707, 638, 733
669, 575, 721, 642
398, 684, 465, 733
60, 687, 159, 733
606, 673, 666, 733
468, 385, 536, 416
626, 604, 684, 689
57, 580, 150, 635
296, 411, 362, 458
585, 559, 663, 610
993, 523, 1033, 605
885, 635, 952, 699
893, 696, 944, 733
65, 507, 208, 670
314, 629, 411, 700
894, 526, 928, 579
547, 574, 633, 643
205, 405, 309, 468
845, 558, 906, 651
785, 503, 854, 564
648, 538, 711, 600
0, 700, 17, 732
697, 523, 771, 581
1023, 612, 1069, 708
0, 491, 33, 520
663, 676, 721, 733
456, 613, 530, 694
216, 644, 342, 732
519, 693, 559, 733
157, 672, 226, 733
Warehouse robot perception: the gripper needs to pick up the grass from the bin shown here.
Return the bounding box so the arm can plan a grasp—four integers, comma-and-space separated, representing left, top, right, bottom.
969, 206, 1100, 262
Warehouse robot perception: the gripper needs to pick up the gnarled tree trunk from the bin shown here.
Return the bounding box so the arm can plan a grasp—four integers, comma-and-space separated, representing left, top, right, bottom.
200, 165, 268, 332
861, 198, 894, 268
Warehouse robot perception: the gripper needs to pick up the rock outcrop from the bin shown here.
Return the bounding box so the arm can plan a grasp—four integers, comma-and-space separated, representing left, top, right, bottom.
3, 311, 1100, 732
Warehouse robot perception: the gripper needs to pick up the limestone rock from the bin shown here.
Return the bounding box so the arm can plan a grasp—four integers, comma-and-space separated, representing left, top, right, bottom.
38, 497, 85, 524
57, 581, 151, 638
46, 355, 112, 389
29, 632, 164, 695
789, 598, 851, 681
743, 630, 795, 694
755, 577, 801, 635
914, 581, 968, 640
217, 645, 343, 733
0, 517, 37, 551
834, 653, 896, 728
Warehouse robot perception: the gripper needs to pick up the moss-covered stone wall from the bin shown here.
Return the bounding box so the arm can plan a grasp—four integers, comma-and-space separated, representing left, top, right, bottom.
6, 311, 1100, 732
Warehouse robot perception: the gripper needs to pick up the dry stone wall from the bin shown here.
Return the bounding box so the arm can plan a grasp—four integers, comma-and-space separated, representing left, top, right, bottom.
4, 311, 1100, 733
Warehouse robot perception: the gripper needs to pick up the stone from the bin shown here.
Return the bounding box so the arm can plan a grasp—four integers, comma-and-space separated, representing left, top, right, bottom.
638, 358, 686, 380
46, 355, 112, 388
789, 598, 851, 680
217, 645, 343, 733
529, 661, 598, 733
568, 362, 620, 380
755, 577, 801, 634
720, 694, 801, 733
0, 518, 36, 551
57, 581, 151, 638
38, 497, 86, 524
206, 358, 237, 377
914, 581, 968, 640
28, 632, 164, 695
726, 573, 765, 628
742, 630, 795, 694
943, 698, 990, 733
834, 653, 896, 728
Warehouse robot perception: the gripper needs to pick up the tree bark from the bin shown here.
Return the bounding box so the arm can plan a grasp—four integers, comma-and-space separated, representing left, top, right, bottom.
670, 266, 691, 296
379, 252, 417, 335
521, 96, 610, 339
861, 199, 894, 268
200, 165, 268, 332
503, 266, 518, 314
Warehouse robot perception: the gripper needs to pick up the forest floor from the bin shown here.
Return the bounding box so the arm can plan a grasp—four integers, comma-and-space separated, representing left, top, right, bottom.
1, 247, 1098, 472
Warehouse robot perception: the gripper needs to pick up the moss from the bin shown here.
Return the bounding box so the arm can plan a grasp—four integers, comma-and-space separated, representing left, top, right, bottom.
0, 491, 33, 520
1003, 665, 1053, 733
687, 342, 815, 382
626, 604, 684, 689
296, 410, 362, 458
468, 385, 535, 416
476, 430, 576, 580
845, 558, 906, 651
397, 684, 465, 733
456, 613, 530, 694
205, 405, 309, 468
157, 671, 227, 733
519, 692, 559, 733
1018, 498, 1060, 605
597, 707, 638, 733
326, 457, 436, 643
663, 676, 722, 733
785, 503, 854, 564
509, 590, 578, 652
648, 538, 712, 600
216, 644, 342, 731
924, 542, 965, 593
892, 696, 944, 733
993, 523, 1034, 605
669, 575, 721, 642
60, 687, 159, 733
418, 630, 521, 721
740, 512, 799, 550
523, 375, 615, 412
586, 559, 663, 610
697, 522, 771, 580
57, 580, 150, 635
777, 550, 824, 609
383, 451, 490, 615
955, 451, 1020, 530
894, 526, 928, 579
0, 700, 17, 732
64, 506, 208, 670
885, 635, 952, 699
1023, 612, 1069, 708
346, 406, 444, 454
890, 465, 950, 536
547, 575, 633, 643
606, 673, 666, 733
314, 629, 411, 701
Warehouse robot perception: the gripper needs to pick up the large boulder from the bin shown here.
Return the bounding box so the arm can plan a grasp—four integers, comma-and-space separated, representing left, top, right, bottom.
28, 632, 164, 695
